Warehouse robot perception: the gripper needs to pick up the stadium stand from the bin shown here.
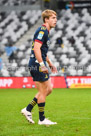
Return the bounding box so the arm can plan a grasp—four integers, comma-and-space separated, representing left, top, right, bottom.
0, 9, 42, 77
0, 10, 41, 46
0, 0, 37, 6
49, 8, 91, 76
0, 7, 91, 77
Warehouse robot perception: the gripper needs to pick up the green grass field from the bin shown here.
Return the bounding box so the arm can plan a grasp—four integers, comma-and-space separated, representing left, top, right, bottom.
0, 88, 91, 136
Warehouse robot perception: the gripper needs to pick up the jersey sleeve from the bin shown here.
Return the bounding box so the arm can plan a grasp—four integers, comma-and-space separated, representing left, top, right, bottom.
35, 30, 46, 44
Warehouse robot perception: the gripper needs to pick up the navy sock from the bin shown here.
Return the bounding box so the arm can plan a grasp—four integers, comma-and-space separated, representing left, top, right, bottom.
26, 97, 37, 112
38, 102, 45, 121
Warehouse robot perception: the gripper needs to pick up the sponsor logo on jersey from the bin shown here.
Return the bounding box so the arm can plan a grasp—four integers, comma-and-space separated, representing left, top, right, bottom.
37, 31, 44, 40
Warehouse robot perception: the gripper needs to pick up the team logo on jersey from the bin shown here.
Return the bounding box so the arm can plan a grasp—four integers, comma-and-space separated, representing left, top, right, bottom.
47, 40, 50, 47
45, 74, 48, 79
37, 31, 44, 40
41, 26, 46, 30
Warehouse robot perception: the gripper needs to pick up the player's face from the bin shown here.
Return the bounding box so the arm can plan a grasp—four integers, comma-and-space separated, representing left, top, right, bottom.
48, 14, 57, 28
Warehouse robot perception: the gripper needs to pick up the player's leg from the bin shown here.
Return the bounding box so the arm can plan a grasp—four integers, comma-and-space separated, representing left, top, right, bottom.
35, 79, 57, 125
46, 78, 53, 96
35, 78, 53, 98
35, 81, 47, 122
26, 97, 37, 112
21, 87, 37, 124
21, 80, 47, 124
21, 92, 38, 124
23, 78, 51, 114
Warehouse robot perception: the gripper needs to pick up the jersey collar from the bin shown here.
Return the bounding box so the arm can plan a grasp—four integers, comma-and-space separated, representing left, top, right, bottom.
42, 24, 49, 33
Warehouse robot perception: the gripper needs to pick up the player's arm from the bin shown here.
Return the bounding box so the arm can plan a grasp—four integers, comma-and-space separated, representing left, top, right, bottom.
34, 41, 48, 73
34, 41, 43, 63
46, 55, 57, 73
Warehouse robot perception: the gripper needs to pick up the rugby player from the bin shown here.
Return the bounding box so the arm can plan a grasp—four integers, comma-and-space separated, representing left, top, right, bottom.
21, 9, 57, 125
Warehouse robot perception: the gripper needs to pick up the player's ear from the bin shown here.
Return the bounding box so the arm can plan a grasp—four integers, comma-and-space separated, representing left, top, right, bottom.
45, 17, 49, 23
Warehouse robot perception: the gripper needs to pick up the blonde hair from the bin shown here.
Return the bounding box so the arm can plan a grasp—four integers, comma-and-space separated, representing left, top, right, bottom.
42, 9, 57, 23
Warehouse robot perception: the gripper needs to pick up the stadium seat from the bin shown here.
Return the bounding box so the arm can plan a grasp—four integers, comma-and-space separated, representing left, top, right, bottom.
0, 0, 37, 6
0, 7, 91, 77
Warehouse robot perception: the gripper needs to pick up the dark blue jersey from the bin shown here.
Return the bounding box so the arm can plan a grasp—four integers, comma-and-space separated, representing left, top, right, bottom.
31, 25, 50, 61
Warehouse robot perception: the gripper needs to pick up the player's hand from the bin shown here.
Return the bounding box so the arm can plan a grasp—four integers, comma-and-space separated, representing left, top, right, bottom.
40, 65, 48, 73
49, 65, 58, 73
